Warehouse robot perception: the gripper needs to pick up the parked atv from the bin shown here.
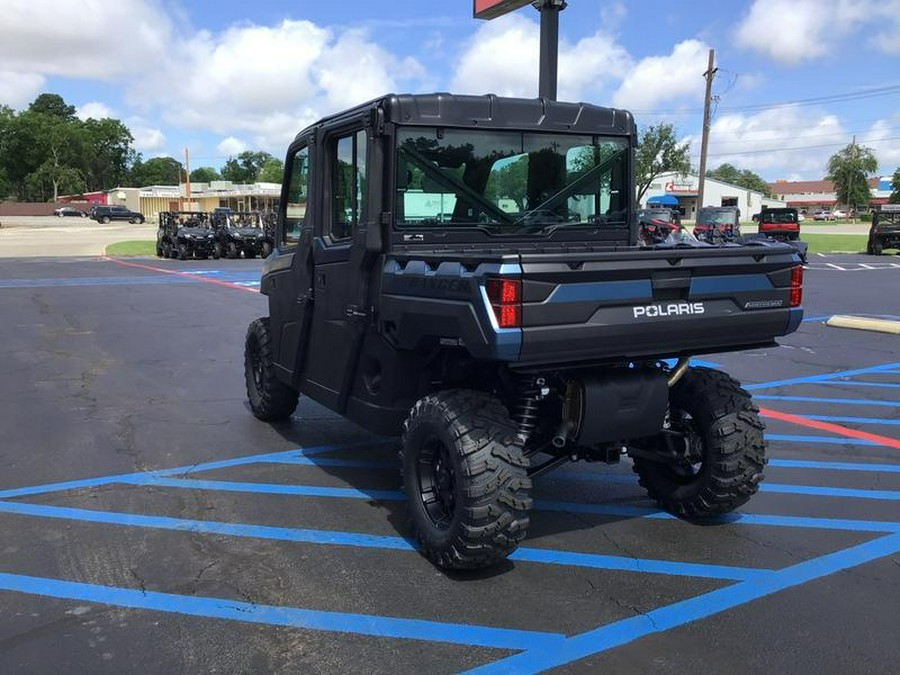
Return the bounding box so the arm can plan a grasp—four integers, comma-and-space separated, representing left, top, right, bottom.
694, 206, 742, 244
637, 207, 685, 245
211, 210, 270, 259
156, 211, 217, 260
867, 204, 900, 255
244, 93, 804, 570
754, 207, 808, 263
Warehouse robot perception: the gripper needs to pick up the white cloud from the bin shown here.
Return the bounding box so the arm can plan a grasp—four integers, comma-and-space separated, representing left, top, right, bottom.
451, 14, 631, 100
0, 0, 171, 79
0, 71, 45, 108
862, 117, 900, 171
612, 40, 710, 111
124, 117, 166, 152
734, 0, 893, 63
76, 101, 114, 120
217, 136, 248, 157
698, 106, 847, 178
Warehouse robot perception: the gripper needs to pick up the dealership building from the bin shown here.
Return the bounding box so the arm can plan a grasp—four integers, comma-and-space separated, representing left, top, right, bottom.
641, 172, 786, 220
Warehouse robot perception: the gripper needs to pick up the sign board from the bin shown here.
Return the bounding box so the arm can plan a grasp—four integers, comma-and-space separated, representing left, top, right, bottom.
474, 0, 533, 20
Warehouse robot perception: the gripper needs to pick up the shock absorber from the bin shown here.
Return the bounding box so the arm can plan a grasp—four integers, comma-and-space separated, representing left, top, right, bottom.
514, 376, 540, 448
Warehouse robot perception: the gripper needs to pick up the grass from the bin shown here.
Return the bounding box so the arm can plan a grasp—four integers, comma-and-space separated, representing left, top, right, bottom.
800, 233, 873, 254
105, 240, 156, 256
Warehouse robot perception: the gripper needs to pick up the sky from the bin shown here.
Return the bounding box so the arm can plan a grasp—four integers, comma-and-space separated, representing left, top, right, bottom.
1, 0, 899, 181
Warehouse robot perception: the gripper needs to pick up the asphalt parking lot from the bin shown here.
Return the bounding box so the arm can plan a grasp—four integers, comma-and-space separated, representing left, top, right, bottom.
1, 253, 899, 674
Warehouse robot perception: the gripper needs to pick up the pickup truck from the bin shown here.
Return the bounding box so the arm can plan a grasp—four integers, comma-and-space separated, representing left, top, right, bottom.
244, 93, 804, 569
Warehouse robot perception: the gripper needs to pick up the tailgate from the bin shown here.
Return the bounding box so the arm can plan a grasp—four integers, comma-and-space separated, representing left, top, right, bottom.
518, 246, 802, 366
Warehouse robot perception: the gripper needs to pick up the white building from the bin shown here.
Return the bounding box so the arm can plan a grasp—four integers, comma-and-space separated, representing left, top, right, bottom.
642, 172, 785, 220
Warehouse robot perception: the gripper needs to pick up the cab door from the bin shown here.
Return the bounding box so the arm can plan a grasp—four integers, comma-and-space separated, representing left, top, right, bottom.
267, 138, 315, 380
301, 125, 370, 411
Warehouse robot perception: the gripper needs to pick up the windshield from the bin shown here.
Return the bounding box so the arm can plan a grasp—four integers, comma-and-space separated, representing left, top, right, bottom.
762, 210, 797, 224
395, 128, 629, 234
697, 210, 736, 225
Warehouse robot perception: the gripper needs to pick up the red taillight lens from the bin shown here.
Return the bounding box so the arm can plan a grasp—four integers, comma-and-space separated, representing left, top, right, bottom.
790, 265, 803, 307
486, 278, 522, 328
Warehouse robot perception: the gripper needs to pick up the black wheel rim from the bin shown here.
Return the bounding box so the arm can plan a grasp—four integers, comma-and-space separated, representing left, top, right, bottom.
417, 436, 457, 530
665, 410, 706, 483
247, 335, 264, 392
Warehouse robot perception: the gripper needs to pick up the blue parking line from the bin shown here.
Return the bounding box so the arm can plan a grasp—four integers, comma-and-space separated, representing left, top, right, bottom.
465, 533, 900, 674
0, 501, 766, 581
801, 315, 832, 322
801, 414, 900, 426
257, 456, 396, 470
753, 395, 900, 407
746, 362, 900, 391
0, 572, 564, 651
761, 484, 900, 501
0, 276, 197, 288
819, 381, 900, 389
765, 433, 878, 446
0, 446, 341, 500
769, 459, 900, 473
121, 475, 407, 501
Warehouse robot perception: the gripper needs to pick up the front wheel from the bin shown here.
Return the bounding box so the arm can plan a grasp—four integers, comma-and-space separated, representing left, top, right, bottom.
872, 240, 883, 256
212, 242, 222, 259
244, 317, 299, 421
177, 243, 188, 260
401, 390, 531, 569
101, 216, 110, 224
632, 367, 766, 519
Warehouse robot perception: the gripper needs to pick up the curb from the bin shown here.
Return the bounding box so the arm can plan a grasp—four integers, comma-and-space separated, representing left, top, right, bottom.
826, 315, 900, 335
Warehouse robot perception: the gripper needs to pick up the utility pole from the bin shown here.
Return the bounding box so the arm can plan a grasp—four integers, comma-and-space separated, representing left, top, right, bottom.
184, 147, 191, 211
697, 49, 717, 209
534, 0, 567, 100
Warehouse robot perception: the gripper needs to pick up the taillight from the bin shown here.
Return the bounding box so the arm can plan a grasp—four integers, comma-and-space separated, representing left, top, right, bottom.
486, 278, 522, 328
790, 265, 803, 307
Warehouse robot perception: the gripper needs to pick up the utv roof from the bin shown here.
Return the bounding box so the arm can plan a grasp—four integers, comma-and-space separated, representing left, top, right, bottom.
293, 93, 635, 142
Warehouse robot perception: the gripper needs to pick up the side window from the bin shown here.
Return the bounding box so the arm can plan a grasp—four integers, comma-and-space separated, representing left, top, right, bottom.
283, 145, 309, 247
330, 129, 367, 241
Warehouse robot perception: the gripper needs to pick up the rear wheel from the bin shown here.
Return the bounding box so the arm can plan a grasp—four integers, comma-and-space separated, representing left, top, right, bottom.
632, 367, 766, 519
212, 243, 222, 260
244, 318, 299, 421
401, 390, 531, 569
261, 241, 273, 257
227, 242, 239, 259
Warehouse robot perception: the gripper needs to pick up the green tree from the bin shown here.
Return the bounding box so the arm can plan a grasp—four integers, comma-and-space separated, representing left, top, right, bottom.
27, 93, 76, 120
258, 157, 284, 183
82, 118, 136, 191
635, 124, 691, 203
707, 163, 772, 197
826, 141, 878, 213
190, 166, 221, 183
129, 156, 184, 186
888, 167, 900, 204
221, 151, 276, 183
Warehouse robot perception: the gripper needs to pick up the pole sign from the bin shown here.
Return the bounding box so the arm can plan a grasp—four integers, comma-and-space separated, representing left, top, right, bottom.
474, 0, 533, 20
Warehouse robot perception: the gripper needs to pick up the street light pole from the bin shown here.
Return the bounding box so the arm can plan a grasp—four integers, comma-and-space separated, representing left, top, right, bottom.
534, 0, 567, 100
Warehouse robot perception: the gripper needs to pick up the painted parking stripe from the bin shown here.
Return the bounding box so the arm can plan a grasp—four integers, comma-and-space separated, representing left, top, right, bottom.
104, 257, 259, 294
0, 501, 766, 581
801, 315, 833, 322
120, 475, 407, 501
104, 476, 900, 532
818, 381, 900, 389
0, 276, 200, 288
0, 572, 563, 651
745, 361, 900, 391
769, 459, 900, 473
753, 395, 900, 408
464, 533, 900, 674
800, 414, 900, 426
0, 446, 342, 500
765, 433, 878, 446
760, 484, 900, 501
759, 408, 900, 450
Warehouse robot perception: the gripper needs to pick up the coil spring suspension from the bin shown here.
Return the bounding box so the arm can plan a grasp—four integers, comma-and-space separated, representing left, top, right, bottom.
515, 376, 540, 447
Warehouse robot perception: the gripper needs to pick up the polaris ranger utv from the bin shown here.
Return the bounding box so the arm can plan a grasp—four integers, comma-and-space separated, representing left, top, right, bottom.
244, 94, 804, 570
754, 207, 808, 263
694, 206, 742, 244
156, 211, 217, 260
210, 210, 270, 259
867, 204, 900, 255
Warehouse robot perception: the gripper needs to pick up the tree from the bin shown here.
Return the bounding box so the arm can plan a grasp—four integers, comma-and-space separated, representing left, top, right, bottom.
190, 166, 221, 183
258, 157, 284, 183
82, 118, 136, 191
221, 151, 276, 183
707, 163, 772, 197
826, 141, 878, 213
27, 93, 76, 120
889, 167, 900, 204
129, 156, 184, 186
634, 124, 691, 203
